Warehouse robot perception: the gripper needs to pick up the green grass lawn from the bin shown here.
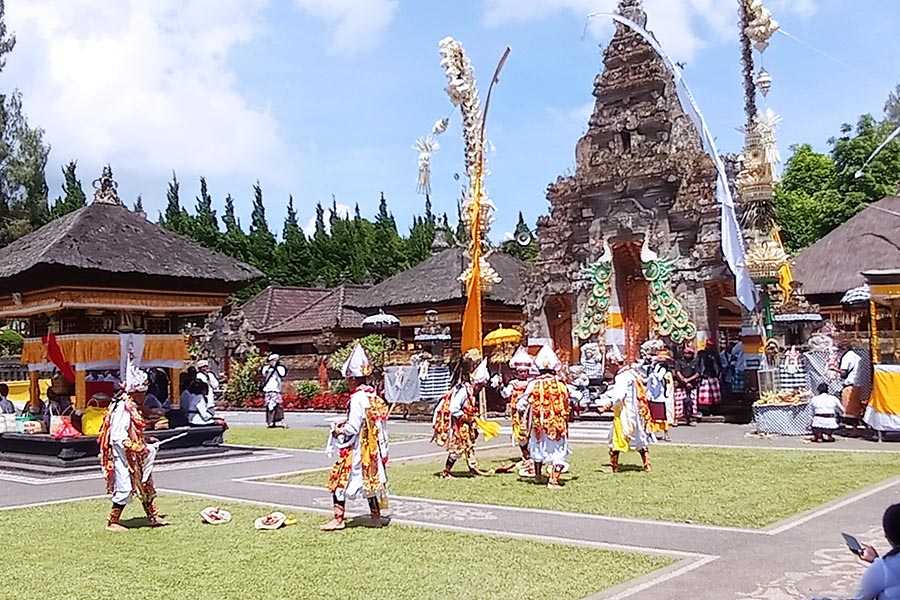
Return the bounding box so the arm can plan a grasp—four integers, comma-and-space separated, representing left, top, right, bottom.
225, 426, 420, 450
280, 445, 900, 529
0, 496, 671, 600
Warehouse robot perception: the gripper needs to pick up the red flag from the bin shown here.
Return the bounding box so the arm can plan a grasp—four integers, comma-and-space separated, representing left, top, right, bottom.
43, 334, 76, 383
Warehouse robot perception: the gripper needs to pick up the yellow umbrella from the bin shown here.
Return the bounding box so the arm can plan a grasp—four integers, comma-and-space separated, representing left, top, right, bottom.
483, 326, 522, 348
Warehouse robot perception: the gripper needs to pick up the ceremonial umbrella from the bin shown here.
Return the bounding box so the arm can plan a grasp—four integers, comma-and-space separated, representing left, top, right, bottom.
483, 326, 522, 348
361, 310, 401, 330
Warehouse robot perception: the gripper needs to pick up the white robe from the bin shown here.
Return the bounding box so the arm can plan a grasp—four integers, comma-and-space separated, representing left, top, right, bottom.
605, 369, 653, 451
516, 376, 572, 468
329, 389, 388, 502
107, 400, 157, 505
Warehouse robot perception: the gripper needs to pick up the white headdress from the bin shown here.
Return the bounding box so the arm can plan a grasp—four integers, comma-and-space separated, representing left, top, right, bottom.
607, 344, 624, 364
267, 353, 280, 362
509, 347, 534, 370
471, 358, 490, 385
341, 344, 371, 378
534, 345, 561, 372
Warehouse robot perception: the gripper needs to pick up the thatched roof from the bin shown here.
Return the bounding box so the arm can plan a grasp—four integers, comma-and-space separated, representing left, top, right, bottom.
793, 196, 900, 297
262, 285, 369, 335
0, 202, 261, 289
354, 247, 525, 309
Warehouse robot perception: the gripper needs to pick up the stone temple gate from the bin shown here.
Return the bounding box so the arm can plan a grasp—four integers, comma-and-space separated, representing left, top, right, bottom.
524, 2, 734, 362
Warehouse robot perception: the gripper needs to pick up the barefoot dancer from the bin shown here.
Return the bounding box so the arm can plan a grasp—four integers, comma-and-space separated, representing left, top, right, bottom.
602, 348, 653, 473
499, 347, 535, 476
321, 344, 390, 532
432, 356, 489, 478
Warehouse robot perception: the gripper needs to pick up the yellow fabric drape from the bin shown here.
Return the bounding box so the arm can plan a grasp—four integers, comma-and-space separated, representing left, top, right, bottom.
772, 227, 794, 304
72, 337, 119, 364
20, 339, 44, 364
461, 161, 485, 355
143, 336, 189, 362
870, 368, 900, 416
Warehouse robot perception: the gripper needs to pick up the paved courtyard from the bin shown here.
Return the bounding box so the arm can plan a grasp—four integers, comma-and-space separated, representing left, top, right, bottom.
3, 417, 898, 600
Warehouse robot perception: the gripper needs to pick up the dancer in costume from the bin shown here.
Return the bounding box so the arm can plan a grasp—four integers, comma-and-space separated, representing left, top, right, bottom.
516, 345, 573, 488
499, 347, 535, 476
321, 344, 390, 531
98, 387, 167, 531
602, 347, 653, 473
432, 356, 489, 479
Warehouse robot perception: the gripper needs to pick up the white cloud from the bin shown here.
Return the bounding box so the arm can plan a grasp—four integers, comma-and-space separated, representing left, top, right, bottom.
303, 202, 352, 237
292, 0, 398, 55
483, 0, 818, 62
5, 0, 293, 185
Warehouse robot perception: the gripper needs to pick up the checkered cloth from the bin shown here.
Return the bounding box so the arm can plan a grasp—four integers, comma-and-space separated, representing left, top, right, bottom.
674, 388, 698, 422
753, 403, 813, 435
697, 378, 721, 406
803, 350, 843, 396
777, 365, 808, 391
419, 365, 452, 403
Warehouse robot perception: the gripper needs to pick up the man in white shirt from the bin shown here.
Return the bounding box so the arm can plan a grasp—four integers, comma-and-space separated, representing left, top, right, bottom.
810, 383, 842, 443
261, 353, 287, 428
195, 360, 220, 408
839, 344, 864, 426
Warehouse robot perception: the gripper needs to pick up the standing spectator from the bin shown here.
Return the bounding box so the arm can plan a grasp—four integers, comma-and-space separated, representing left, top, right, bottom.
195, 360, 220, 410
0, 383, 16, 415
675, 346, 699, 425
839, 342, 864, 430
854, 504, 900, 600
261, 353, 287, 429
696, 340, 722, 416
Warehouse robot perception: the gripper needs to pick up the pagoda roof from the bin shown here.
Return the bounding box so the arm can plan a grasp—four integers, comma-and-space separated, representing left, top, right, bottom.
0, 202, 261, 291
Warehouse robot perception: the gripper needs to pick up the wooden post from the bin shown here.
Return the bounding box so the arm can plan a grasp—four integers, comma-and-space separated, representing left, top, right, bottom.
75, 369, 87, 410
870, 299, 880, 365
171, 367, 182, 408
892, 300, 898, 361
28, 371, 39, 409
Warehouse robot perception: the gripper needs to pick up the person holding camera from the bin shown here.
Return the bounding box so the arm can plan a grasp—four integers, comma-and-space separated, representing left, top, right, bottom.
854, 503, 900, 599
261, 353, 287, 428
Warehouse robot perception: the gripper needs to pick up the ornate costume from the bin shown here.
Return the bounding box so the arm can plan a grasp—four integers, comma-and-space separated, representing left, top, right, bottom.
517, 345, 572, 488
605, 364, 653, 472
500, 346, 535, 475
432, 358, 489, 478
322, 344, 390, 532
98, 392, 165, 530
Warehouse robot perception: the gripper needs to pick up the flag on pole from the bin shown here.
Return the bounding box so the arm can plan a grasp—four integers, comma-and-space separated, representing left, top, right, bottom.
461, 164, 484, 355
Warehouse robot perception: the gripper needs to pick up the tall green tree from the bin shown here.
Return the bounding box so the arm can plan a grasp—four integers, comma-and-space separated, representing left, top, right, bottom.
273, 195, 312, 286
886, 83, 900, 125
221, 193, 248, 261
50, 160, 86, 219
368, 192, 407, 281
247, 181, 276, 273
161, 171, 191, 235
191, 176, 221, 249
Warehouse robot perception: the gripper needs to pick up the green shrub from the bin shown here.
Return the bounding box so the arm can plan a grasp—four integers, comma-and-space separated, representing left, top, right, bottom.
224, 350, 265, 407
0, 328, 24, 357
329, 379, 349, 394
328, 334, 401, 370
295, 380, 321, 400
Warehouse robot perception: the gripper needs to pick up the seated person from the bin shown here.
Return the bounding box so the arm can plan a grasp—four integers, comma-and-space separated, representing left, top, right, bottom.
0, 383, 16, 415
855, 503, 900, 600
181, 378, 217, 426
43, 391, 74, 432
142, 389, 170, 430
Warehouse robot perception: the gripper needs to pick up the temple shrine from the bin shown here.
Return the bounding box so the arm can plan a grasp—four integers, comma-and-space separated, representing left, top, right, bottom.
525, 0, 733, 362
0, 168, 261, 412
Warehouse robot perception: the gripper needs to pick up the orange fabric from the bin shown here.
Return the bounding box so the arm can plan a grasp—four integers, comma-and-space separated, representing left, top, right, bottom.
21, 339, 45, 364
143, 336, 189, 362
71, 336, 119, 364
75, 370, 87, 410
461, 160, 484, 356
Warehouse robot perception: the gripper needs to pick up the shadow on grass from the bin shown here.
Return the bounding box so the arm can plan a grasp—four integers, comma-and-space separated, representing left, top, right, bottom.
119, 517, 164, 530
345, 516, 392, 529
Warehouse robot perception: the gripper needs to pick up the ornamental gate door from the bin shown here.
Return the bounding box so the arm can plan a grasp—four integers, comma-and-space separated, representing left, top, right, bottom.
612, 241, 650, 362
544, 294, 573, 364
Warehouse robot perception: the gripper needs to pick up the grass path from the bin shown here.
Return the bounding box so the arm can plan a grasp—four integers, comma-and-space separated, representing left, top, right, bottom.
0, 496, 670, 600
281, 444, 900, 528
225, 426, 421, 450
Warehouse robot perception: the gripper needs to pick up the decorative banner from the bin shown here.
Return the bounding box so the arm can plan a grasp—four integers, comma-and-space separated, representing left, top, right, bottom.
42, 334, 76, 383
585, 12, 757, 311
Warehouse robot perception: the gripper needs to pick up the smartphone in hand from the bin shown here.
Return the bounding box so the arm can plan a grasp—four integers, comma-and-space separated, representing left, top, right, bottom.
842, 533, 864, 556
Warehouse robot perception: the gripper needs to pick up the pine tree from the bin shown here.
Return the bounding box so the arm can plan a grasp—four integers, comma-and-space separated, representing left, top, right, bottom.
274, 195, 312, 286
354, 203, 361, 221
424, 195, 434, 224
369, 192, 407, 281
406, 196, 437, 264
161, 171, 191, 235
314, 202, 327, 239
455, 199, 469, 244
247, 181, 276, 274
50, 160, 87, 219
221, 193, 249, 261
133, 195, 144, 214
192, 176, 221, 249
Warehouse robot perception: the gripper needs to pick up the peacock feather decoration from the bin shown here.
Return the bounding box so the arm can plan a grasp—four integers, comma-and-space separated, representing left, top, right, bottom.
574, 240, 614, 341
640, 238, 697, 344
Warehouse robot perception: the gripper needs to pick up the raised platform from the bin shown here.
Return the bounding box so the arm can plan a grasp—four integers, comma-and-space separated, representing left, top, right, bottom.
0, 425, 227, 470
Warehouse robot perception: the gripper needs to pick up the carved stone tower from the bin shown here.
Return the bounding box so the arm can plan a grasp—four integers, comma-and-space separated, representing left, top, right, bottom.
524, 1, 728, 359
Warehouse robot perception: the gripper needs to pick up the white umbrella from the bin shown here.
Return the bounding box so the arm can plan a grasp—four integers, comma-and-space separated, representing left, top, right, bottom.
362, 310, 401, 330
841, 285, 871, 306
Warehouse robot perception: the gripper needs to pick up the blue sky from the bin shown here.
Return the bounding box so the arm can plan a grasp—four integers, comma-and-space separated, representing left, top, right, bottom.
5, 1, 900, 241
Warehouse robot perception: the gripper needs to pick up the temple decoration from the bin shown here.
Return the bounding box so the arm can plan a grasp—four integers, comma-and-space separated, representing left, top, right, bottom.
92, 165, 123, 206
573, 240, 613, 341
743, 0, 779, 52
640, 238, 697, 345
414, 117, 449, 197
